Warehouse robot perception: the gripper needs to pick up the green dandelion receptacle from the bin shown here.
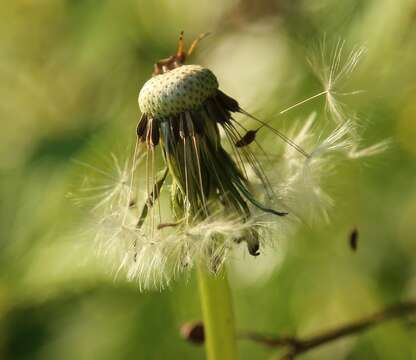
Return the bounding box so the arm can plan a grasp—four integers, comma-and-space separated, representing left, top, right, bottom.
139, 65, 219, 118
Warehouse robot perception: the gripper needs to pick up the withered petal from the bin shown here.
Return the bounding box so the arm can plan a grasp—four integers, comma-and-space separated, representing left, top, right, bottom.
205, 98, 228, 124
151, 118, 160, 146
136, 114, 148, 142
216, 90, 240, 112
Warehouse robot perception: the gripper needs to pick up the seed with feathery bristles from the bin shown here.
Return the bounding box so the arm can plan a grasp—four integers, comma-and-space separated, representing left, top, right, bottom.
235, 129, 258, 147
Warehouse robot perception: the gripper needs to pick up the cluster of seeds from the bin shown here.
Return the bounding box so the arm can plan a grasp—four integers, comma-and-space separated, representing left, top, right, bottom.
138, 65, 219, 118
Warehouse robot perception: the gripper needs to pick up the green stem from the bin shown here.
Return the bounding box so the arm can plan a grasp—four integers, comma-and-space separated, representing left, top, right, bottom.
197, 265, 238, 360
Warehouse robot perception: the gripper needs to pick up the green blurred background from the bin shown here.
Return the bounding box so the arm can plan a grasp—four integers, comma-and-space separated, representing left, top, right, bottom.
1, 0, 416, 359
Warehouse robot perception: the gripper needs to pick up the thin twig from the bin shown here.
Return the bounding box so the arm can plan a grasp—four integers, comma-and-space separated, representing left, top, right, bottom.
241, 300, 416, 359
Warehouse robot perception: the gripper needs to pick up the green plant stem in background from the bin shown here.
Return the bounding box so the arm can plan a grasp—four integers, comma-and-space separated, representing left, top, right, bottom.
197, 265, 238, 360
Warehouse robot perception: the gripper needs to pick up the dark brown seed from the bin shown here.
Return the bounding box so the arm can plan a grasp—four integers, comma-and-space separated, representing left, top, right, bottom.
235, 129, 258, 147
180, 321, 204, 345
247, 241, 260, 256
349, 228, 358, 251
157, 222, 180, 230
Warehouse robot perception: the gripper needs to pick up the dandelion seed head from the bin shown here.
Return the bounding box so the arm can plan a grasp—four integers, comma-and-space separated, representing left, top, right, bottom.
75, 34, 385, 289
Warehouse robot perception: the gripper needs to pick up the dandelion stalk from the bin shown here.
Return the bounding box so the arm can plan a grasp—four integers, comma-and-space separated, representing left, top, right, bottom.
197, 265, 238, 360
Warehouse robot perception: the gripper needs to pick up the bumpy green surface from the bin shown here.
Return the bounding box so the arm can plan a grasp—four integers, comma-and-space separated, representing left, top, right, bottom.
138, 65, 219, 118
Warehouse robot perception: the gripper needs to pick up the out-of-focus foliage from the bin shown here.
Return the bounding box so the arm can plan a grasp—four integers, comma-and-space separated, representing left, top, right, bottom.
1, 1, 415, 359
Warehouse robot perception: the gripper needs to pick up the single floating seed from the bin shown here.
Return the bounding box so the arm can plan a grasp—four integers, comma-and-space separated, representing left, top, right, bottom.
349, 228, 359, 251
180, 321, 205, 345
235, 129, 258, 147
